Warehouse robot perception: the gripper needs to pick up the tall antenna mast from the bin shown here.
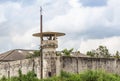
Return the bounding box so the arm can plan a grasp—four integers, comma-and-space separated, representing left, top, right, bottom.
40, 6, 43, 79
40, 7, 43, 41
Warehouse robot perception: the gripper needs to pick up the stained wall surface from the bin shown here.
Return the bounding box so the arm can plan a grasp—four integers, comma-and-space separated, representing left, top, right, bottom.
0, 56, 120, 79
0, 57, 41, 78
0, 56, 60, 79
60, 57, 120, 74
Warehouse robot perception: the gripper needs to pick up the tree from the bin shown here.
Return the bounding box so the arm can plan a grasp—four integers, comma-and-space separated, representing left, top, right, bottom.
86, 45, 111, 58
87, 51, 95, 57
114, 51, 120, 59
96, 46, 110, 58
62, 48, 74, 56
26, 50, 40, 58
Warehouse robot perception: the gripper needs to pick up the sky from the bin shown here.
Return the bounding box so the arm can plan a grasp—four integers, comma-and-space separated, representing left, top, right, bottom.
0, 0, 120, 54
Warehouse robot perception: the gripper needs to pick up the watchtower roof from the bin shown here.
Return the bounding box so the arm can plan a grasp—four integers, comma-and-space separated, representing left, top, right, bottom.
33, 32, 65, 37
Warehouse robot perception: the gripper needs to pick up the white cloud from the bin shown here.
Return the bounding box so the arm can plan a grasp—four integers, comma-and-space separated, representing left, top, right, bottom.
45, 0, 120, 54
0, 13, 6, 23
0, 0, 120, 54
11, 28, 39, 49
0, 6, 6, 23
69, 0, 82, 8
79, 36, 120, 54
105, 0, 120, 27
45, 4, 107, 34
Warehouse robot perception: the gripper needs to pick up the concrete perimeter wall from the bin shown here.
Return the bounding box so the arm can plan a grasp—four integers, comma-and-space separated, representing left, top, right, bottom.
0, 56, 61, 79
1, 56, 120, 79
0, 57, 41, 78
60, 56, 120, 74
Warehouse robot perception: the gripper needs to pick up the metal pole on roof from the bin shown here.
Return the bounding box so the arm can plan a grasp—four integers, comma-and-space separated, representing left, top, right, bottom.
40, 6, 43, 79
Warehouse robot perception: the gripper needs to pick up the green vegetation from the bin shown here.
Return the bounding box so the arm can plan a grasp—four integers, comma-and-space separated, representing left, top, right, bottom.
86, 45, 120, 59
56, 48, 74, 56
1, 70, 120, 81
114, 51, 120, 59
87, 45, 111, 58
0, 70, 39, 81
26, 50, 40, 58
62, 48, 74, 56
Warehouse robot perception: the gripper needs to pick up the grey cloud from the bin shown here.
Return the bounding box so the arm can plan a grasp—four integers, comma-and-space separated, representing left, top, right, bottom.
79, 0, 107, 7
0, 21, 25, 36
0, 0, 120, 53
0, 21, 11, 36
0, 0, 17, 3
0, 37, 24, 53
76, 26, 120, 39
0, 36, 13, 53
0, 0, 36, 6
21, 0, 36, 6
62, 24, 120, 41
43, 0, 71, 21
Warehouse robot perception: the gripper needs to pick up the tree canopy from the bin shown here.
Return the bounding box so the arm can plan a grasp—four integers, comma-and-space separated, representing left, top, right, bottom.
86, 45, 111, 58
62, 48, 74, 56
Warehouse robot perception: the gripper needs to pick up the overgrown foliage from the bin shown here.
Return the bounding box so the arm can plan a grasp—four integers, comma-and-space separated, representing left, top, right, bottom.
114, 51, 120, 59
26, 50, 40, 58
86, 45, 120, 59
0, 69, 39, 81
62, 48, 74, 56
1, 70, 120, 81
87, 45, 111, 58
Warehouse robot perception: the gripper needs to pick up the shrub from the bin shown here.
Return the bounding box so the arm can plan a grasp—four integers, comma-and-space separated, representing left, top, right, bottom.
1, 70, 120, 81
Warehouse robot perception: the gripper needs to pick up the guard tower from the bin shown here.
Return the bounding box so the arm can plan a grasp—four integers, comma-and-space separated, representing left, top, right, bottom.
33, 32, 65, 53
32, 7, 65, 78
33, 32, 65, 78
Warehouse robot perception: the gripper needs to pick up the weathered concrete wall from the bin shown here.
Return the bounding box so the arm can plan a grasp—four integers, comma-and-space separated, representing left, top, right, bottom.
1, 56, 120, 79
0, 56, 60, 79
60, 57, 120, 74
0, 57, 41, 78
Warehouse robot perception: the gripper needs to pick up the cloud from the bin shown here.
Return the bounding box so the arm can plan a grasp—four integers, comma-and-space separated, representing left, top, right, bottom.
0, 1, 40, 35
0, 6, 6, 23
79, 36, 120, 54
0, 0, 17, 3
46, 0, 120, 39
0, 0, 120, 54
44, 0, 120, 54
79, 0, 107, 7
0, 0, 36, 6
11, 28, 39, 49
0, 1, 40, 53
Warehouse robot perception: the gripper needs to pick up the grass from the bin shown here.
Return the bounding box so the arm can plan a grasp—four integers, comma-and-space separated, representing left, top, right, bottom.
1, 70, 120, 81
